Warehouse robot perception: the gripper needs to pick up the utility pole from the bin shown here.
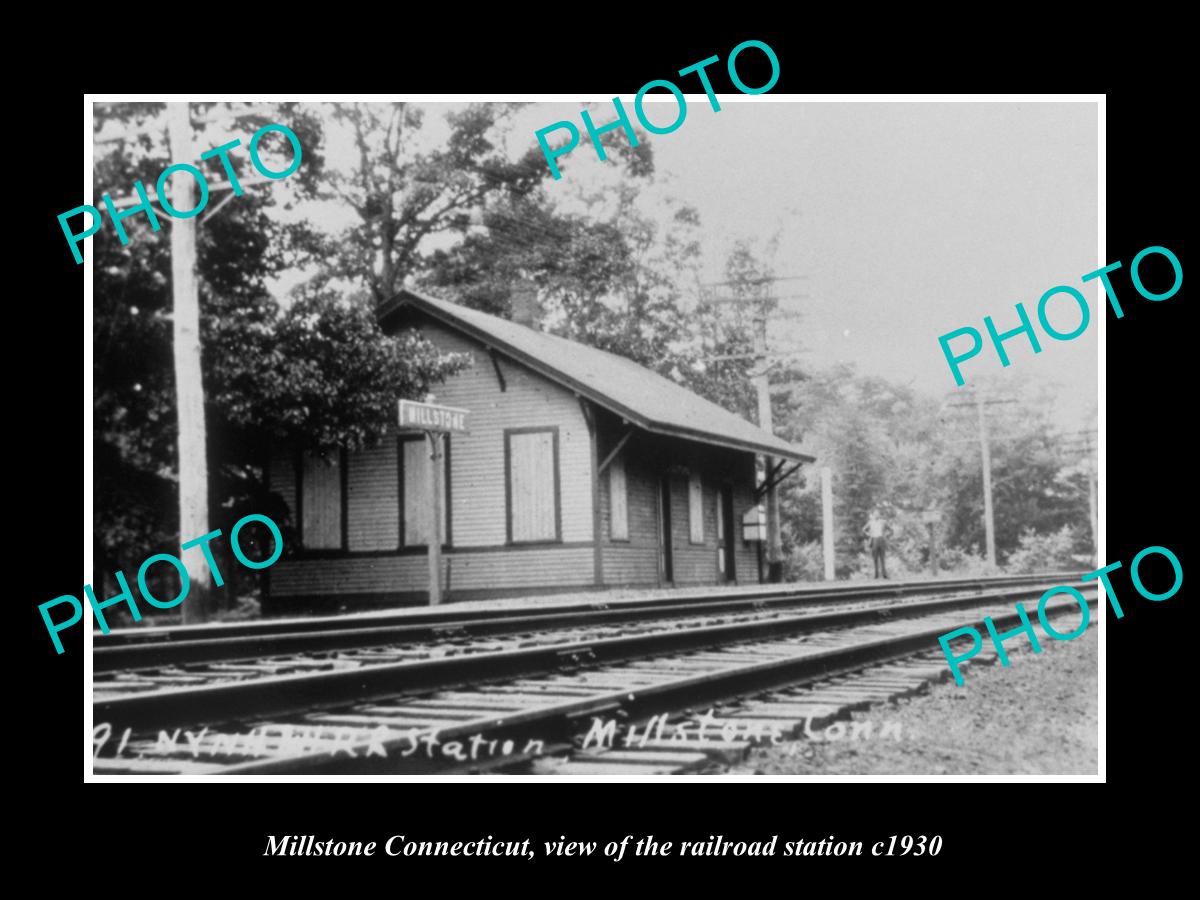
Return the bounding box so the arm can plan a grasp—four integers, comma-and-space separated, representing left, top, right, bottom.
99, 102, 291, 622
945, 390, 1017, 569
974, 391, 996, 568
700, 274, 807, 584
168, 102, 212, 623
1083, 433, 1097, 566
1060, 429, 1099, 567
752, 311, 784, 582
821, 466, 835, 580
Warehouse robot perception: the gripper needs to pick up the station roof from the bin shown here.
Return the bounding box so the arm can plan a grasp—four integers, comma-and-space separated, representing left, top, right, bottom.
378, 290, 814, 463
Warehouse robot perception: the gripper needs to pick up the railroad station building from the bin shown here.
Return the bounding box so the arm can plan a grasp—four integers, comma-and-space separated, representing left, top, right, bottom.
265, 289, 812, 612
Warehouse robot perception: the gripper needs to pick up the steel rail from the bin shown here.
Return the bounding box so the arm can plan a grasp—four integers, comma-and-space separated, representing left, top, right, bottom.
95, 580, 1084, 732
95, 572, 1082, 671
217, 594, 1097, 775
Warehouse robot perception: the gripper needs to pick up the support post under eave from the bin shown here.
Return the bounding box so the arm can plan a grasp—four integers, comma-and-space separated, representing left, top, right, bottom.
579, 397, 604, 587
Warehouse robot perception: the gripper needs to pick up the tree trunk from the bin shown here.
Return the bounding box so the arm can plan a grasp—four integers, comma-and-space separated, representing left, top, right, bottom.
169, 102, 212, 623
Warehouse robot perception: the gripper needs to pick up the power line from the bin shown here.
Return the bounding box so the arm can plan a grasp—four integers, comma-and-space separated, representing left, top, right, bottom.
700, 275, 808, 288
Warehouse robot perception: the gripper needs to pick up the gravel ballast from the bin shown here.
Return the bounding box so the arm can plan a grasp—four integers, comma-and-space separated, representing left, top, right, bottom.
731, 625, 1099, 776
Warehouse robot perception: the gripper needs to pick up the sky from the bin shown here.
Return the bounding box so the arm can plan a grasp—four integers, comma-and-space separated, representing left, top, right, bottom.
270, 99, 1099, 430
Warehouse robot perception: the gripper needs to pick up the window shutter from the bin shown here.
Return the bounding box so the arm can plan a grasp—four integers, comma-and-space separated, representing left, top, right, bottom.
688, 471, 704, 543
509, 431, 558, 542
301, 451, 342, 549
609, 454, 628, 540
346, 440, 400, 551
403, 438, 447, 546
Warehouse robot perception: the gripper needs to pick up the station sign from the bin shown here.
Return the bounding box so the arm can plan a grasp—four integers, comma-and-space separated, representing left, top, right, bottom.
398, 400, 470, 434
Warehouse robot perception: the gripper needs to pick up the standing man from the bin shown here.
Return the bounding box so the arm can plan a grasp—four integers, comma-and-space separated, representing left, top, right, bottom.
863, 509, 889, 579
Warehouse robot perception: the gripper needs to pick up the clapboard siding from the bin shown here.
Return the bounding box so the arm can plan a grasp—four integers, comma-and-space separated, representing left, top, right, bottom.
267, 315, 595, 601
415, 320, 592, 546
604, 546, 660, 584
347, 439, 399, 551
270, 546, 596, 596
266, 312, 776, 605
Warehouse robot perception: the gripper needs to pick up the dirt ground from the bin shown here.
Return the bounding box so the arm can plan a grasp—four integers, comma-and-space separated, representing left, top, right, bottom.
731, 626, 1099, 776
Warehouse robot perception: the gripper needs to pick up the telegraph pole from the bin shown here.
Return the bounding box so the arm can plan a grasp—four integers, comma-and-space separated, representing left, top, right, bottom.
974, 391, 997, 568
1084, 433, 1097, 565
821, 466, 835, 580
167, 102, 212, 623
99, 103, 291, 622
945, 390, 1017, 569
753, 311, 784, 581
1060, 429, 1099, 566
700, 274, 807, 585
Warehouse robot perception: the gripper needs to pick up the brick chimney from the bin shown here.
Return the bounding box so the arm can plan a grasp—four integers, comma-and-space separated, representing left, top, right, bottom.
509, 279, 541, 329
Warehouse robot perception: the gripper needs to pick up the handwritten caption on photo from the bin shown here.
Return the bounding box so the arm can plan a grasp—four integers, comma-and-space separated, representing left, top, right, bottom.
581, 709, 905, 749
93, 721, 545, 764
94, 709, 908, 767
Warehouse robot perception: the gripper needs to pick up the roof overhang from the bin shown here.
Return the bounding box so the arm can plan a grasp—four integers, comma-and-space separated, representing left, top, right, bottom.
378, 291, 815, 464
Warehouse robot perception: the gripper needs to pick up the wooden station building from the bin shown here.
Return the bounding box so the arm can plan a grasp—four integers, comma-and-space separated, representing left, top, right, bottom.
265, 290, 812, 612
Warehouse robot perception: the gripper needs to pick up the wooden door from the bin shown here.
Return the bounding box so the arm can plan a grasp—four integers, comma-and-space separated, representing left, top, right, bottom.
717, 483, 736, 582
658, 476, 674, 584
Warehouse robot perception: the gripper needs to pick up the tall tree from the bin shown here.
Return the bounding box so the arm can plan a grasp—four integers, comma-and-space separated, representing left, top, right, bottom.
772, 363, 1092, 578
93, 102, 466, 621
421, 181, 708, 379
309, 103, 632, 304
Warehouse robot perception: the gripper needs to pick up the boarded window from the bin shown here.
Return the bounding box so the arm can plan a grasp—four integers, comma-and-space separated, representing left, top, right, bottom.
609, 453, 628, 541
507, 430, 559, 543
688, 471, 704, 543
715, 488, 725, 574
346, 440, 400, 551
301, 450, 342, 549
402, 437, 449, 546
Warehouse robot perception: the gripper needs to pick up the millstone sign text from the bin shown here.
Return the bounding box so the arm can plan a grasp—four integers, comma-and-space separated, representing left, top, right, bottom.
398, 400, 469, 433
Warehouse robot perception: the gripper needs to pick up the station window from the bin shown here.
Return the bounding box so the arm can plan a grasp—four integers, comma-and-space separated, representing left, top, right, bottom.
609, 453, 629, 541
345, 439, 401, 551
401, 436, 450, 547
688, 471, 704, 544
506, 428, 560, 543
300, 449, 343, 550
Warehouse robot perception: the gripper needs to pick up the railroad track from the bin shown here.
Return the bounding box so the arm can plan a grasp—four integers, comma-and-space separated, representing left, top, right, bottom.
90, 574, 1095, 775
95, 572, 1076, 677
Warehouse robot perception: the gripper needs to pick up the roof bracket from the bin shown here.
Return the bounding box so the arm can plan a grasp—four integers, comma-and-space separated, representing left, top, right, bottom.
488, 348, 507, 392
578, 396, 595, 434
755, 460, 804, 498
598, 427, 634, 474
